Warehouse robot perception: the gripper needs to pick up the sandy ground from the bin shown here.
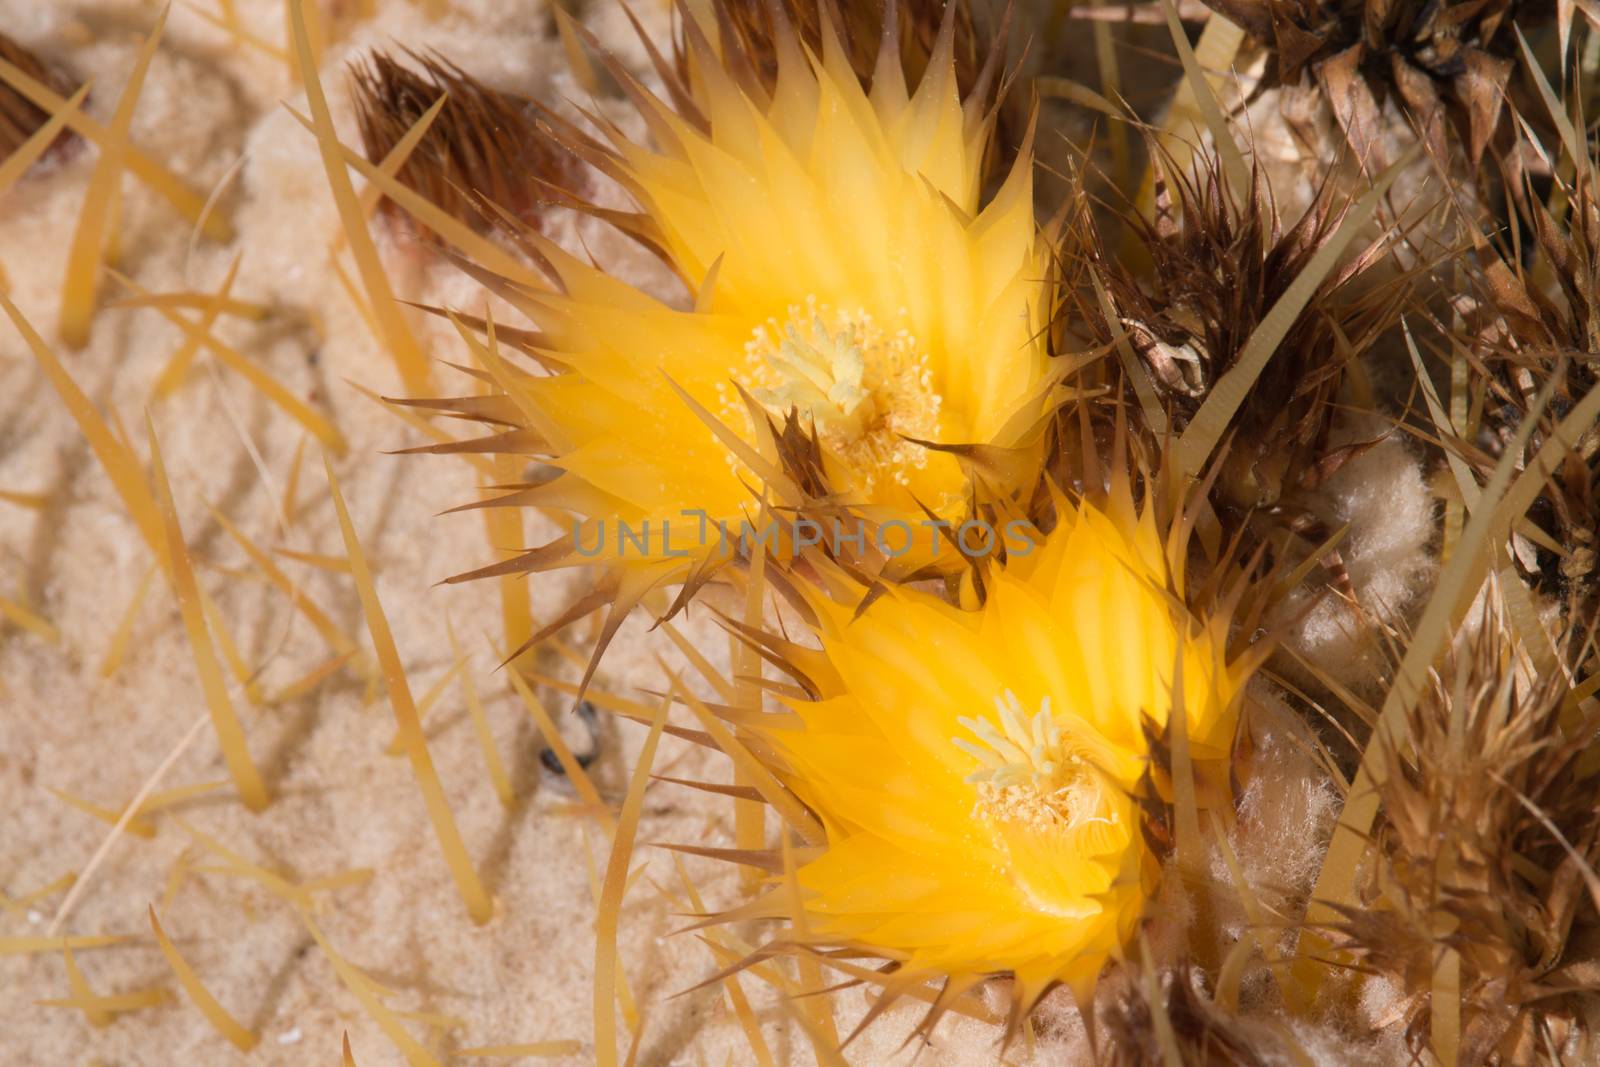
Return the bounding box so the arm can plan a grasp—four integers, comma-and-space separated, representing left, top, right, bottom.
0, 3, 1441, 1065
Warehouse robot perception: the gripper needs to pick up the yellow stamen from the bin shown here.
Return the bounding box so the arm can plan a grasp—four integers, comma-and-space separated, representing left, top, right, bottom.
726, 299, 943, 497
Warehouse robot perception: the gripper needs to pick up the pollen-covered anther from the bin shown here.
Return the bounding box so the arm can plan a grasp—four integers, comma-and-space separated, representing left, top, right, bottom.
738, 301, 942, 494
956, 691, 1115, 834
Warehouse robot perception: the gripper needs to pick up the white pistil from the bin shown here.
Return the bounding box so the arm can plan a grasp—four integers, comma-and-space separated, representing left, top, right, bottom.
956, 691, 1068, 788
954, 690, 1115, 832
755, 315, 872, 436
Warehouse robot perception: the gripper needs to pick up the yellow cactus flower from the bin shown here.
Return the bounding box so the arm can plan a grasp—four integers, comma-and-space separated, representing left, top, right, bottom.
418, 7, 1055, 658
716, 483, 1252, 1019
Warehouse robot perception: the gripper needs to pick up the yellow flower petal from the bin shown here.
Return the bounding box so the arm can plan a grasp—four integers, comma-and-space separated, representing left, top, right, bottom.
743, 492, 1252, 995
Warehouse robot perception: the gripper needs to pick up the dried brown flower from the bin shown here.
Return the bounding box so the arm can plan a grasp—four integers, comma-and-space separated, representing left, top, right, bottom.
1198, 0, 1571, 169
1314, 600, 1600, 1063
1454, 132, 1600, 630
350, 49, 580, 241
0, 31, 81, 167
1061, 140, 1413, 565
1098, 960, 1304, 1066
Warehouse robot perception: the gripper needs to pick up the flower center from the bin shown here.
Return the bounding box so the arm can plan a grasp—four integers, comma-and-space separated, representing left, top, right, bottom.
722, 299, 943, 496
954, 690, 1114, 835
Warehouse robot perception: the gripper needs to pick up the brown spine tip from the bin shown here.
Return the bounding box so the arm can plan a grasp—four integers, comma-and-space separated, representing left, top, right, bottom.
0, 32, 84, 170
